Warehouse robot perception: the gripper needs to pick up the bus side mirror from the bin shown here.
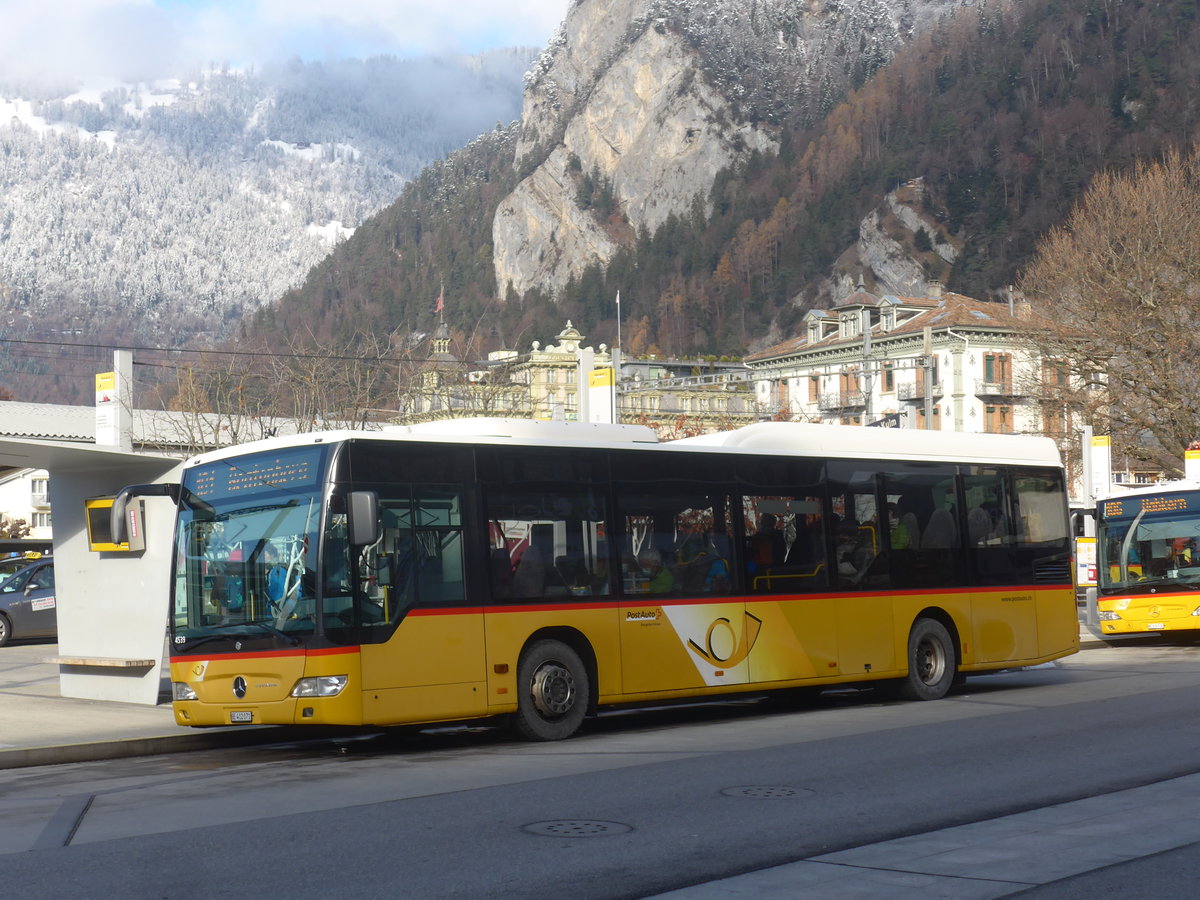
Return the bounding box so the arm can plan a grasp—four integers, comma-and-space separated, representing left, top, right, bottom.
348, 491, 380, 547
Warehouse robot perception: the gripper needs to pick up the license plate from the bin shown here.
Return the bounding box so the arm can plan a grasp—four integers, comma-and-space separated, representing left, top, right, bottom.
1147, 623, 1165, 630
230, 710, 254, 723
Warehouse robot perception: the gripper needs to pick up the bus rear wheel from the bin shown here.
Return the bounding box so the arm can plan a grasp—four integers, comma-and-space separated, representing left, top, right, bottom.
897, 618, 956, 701
512, 639, 589, 741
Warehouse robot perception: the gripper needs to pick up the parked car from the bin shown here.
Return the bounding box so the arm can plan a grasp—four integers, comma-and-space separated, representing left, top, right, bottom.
0, 553, 44, 585
0, 560, 56, 647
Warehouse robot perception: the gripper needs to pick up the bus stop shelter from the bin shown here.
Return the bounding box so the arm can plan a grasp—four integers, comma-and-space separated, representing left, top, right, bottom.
0, 438, 180, 705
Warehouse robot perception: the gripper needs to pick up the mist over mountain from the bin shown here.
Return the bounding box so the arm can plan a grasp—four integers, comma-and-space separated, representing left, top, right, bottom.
0, 48, 535, 400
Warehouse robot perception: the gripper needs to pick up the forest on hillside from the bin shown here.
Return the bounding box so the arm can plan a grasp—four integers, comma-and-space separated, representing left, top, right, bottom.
0, 52, 535, 404
261, 0, 1200, 364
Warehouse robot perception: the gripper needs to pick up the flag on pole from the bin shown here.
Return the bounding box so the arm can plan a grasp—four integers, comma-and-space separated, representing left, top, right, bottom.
435, 285, 444, 315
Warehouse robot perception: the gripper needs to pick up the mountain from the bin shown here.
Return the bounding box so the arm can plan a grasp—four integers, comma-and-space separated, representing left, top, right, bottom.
266, 0, 1200, 365
0, 50, 535, 401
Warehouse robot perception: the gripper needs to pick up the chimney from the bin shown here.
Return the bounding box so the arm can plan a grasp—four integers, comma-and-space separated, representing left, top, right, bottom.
927, 281, 944, 299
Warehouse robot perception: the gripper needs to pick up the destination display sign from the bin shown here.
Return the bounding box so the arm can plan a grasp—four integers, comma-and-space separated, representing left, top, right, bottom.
1099, 492, 1200, 520
187, 445, 327, 502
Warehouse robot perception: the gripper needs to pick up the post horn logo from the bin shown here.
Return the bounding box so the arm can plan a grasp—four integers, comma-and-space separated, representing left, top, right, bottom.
687, 612, 763, 668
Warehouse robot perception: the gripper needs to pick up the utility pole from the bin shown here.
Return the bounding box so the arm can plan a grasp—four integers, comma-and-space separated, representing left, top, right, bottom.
923, 326, 934, 430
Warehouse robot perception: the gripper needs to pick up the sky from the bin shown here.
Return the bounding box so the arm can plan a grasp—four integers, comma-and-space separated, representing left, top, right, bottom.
0, 0, 572, 89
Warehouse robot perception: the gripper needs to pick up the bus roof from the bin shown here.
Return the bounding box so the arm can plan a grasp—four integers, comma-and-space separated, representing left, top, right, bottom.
180, 418, 1062, 470
1097, 479, 1200, 502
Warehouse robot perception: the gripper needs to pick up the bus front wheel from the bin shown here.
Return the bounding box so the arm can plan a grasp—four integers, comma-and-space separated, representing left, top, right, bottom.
897, 618, 956, 701
512, 639, 589, 741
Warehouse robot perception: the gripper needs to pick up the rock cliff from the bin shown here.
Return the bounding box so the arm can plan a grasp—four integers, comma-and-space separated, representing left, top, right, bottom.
832, 181, 961, 300
495, 2, 775, 298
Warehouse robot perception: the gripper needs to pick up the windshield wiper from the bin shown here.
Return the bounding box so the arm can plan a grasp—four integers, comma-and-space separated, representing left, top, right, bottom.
213, 620, 302, 645
177, 621, 301, 650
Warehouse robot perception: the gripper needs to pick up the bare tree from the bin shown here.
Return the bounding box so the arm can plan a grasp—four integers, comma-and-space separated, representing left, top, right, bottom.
1018, 146, 1200, 475
150, 352, 287, 455
266, 331, 394, 431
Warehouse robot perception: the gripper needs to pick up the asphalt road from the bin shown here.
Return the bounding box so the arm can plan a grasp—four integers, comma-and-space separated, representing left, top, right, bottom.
3, 643, 1200, 899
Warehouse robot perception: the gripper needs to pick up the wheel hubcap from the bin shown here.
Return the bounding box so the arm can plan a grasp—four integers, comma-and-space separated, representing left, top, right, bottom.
530, 661, 575, 718
916, 638, 946, 685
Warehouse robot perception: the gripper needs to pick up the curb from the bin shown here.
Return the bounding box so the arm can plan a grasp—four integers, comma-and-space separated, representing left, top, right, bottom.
0, 725, 359, 771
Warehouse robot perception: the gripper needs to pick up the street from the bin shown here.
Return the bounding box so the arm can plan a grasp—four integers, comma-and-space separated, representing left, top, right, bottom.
3, 642, 1200, 899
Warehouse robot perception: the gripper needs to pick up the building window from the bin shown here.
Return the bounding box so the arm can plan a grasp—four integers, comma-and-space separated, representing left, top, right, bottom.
1135, 473, 1157, 484
985, 405, 1013, 434
984, 353, 1012, 389
882, 362, 895, 393
917, 407, 942, 429
32, 512, 52, 529
916, 356, 940, 393
1042, 359, 1068, 388
808, 376, 819, 403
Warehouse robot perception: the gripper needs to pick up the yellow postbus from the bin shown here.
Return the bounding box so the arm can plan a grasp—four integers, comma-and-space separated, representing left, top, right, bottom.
114, 419, 1077, 740
1095, 483, 1200, 635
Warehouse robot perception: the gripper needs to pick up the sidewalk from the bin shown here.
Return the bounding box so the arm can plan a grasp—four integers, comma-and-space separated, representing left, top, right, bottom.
0, 625, 1124, 771
0, 641, 315, 769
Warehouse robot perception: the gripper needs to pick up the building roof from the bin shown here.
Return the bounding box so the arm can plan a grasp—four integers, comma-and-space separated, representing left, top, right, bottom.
746, 292, 1033, 364
0, 401, 305, 452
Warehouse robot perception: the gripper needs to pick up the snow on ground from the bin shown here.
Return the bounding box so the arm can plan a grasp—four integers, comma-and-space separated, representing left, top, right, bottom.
0, 96, 117, 150
307, 220, 355, 246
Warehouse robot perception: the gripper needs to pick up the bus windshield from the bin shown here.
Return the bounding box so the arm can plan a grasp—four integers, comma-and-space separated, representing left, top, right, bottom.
1098, 496, 1200, 594
171, 445, 329, 650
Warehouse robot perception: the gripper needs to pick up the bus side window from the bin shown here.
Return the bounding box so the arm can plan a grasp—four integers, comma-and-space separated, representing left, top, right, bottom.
485, 487, 610, 600
616, 490, 734, 595
1013, 474, 1069, 545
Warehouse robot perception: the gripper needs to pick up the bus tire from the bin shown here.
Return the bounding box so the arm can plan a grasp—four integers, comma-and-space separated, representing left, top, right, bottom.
897, 617, 956, 701
512, 639, 589, 741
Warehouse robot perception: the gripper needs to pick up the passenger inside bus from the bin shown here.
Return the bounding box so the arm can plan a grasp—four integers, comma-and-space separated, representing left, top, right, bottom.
511, 546, 546, 598
636, 548, 674, 593
835, 521, 873, 585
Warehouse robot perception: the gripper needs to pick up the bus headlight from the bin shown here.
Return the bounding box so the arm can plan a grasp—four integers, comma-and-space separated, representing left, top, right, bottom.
172, 682, 198, 701
291, 675, 348, 698
1097, 611, 1121, 621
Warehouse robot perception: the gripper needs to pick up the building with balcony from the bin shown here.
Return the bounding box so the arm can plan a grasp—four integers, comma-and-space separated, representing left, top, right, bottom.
0, 469, 52, 541
416, 322, 758, 435
745, 284, 1058, 436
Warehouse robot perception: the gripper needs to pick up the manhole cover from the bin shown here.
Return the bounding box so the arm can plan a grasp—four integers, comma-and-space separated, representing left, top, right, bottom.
721, 785, 814, 799
524, 820, 633, 837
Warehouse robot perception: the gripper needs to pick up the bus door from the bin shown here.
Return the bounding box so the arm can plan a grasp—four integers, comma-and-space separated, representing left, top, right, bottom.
345, 488, 487, 723
616, 491, 749, 694
741, 491, 838, 683
828, 466, 895, 676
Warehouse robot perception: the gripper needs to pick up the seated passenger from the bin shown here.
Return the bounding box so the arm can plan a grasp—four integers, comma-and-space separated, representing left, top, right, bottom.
510, 546, 545, 598
835, 521, 872, 585
637, 548, 675, 593
922, 507, 959, 549
887, 504, 912, 550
